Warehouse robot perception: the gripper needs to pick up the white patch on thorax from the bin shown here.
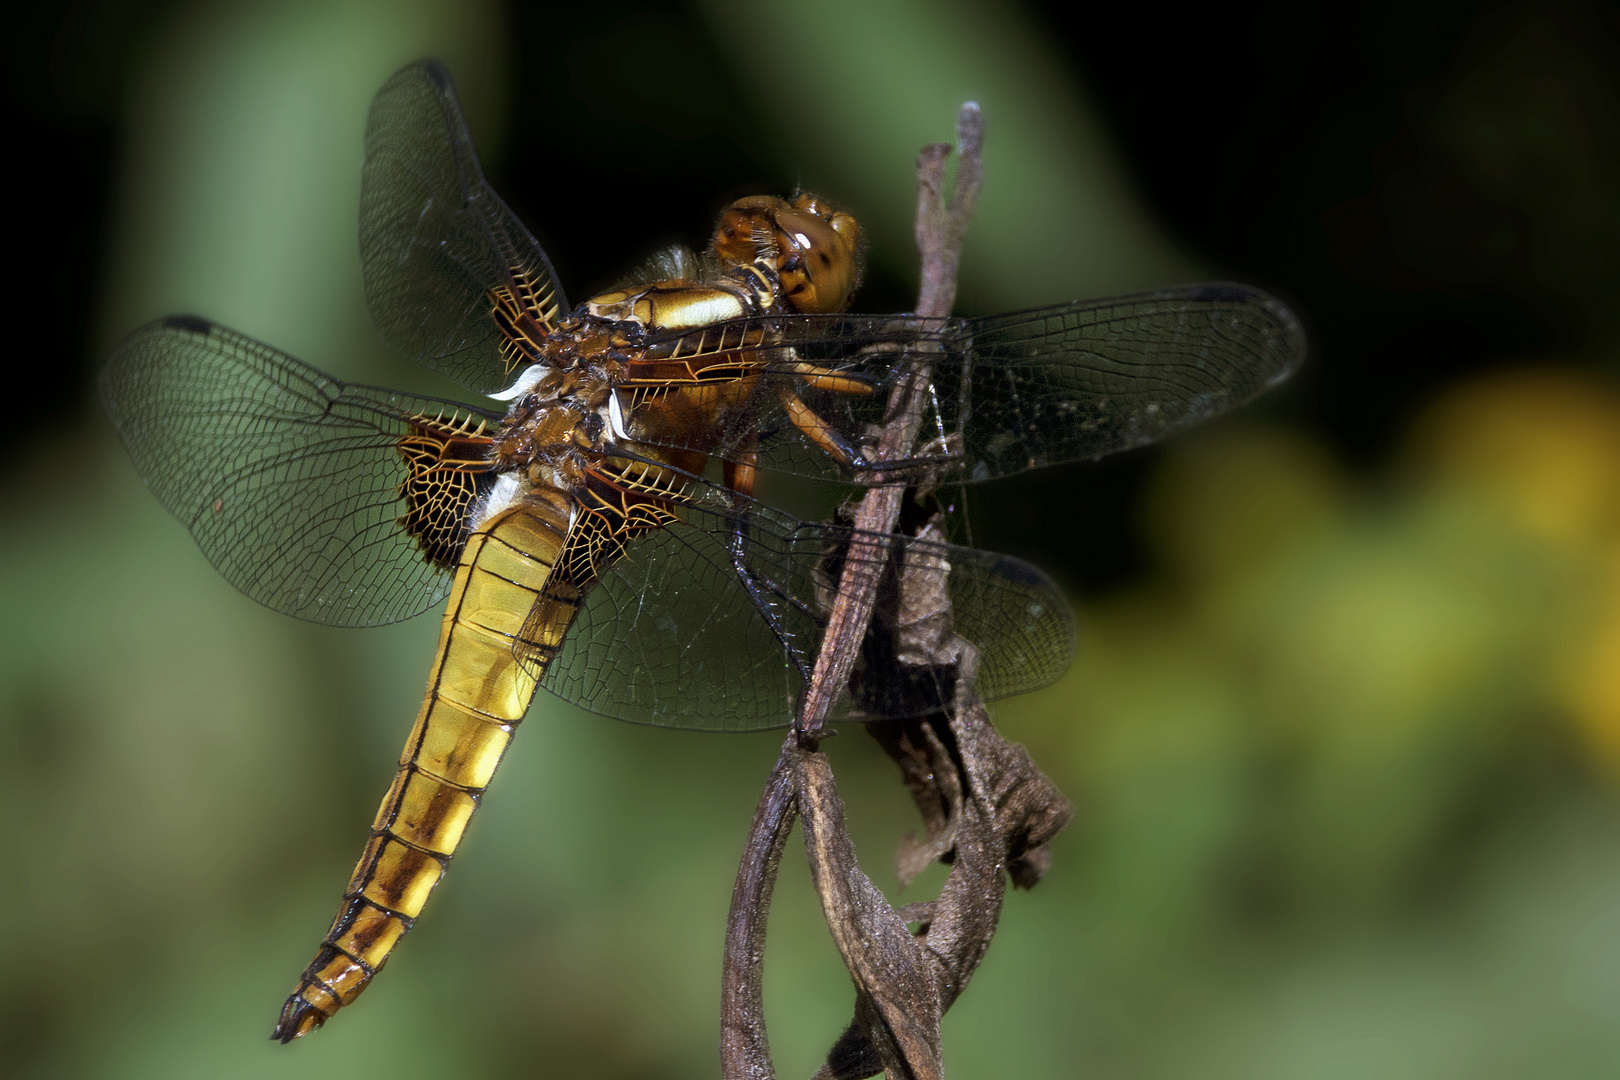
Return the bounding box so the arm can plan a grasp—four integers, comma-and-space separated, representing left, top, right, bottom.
471, 471, 522, 531
488, 364, 546, 402
606, 389, 629, 440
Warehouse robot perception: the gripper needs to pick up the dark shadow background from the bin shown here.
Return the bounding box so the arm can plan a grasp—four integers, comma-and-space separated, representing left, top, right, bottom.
13, 1, 1615, 587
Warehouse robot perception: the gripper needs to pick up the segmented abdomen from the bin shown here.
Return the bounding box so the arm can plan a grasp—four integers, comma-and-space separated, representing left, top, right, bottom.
273, 492, 575, 1041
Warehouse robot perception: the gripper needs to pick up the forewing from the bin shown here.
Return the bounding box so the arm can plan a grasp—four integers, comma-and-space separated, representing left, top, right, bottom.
361, 60, 568, 394
937, 282, 1304, 478
620, 283, 1303, 483
100, 316, 498, 626
533, 488, 1074, 732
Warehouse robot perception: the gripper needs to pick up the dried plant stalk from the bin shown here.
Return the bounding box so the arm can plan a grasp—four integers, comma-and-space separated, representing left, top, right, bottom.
720, 104, 1073, 1080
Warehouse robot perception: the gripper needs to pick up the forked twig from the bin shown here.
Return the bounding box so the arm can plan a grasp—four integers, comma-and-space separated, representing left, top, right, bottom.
720, 104, 1072, 1080
794, 105, 981, 735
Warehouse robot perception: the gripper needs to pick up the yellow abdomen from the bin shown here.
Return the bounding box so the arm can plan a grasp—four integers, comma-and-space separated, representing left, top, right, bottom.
273, 493, 575, 1040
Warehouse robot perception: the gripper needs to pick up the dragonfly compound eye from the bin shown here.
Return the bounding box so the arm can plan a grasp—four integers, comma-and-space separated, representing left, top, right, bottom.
712, 194, 864, 314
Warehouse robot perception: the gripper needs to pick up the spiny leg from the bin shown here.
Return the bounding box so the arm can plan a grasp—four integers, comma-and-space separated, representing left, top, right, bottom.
777, 383, 867, 468
722, 432, 759, 500
714, 434, 818, 684
726, 521, 814, 687
790, 361, 877, 397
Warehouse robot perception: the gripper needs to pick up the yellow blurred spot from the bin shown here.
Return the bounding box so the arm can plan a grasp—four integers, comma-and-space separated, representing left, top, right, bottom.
1412, 369, 1620, 773
1561, 545, 1620, 772
1408, 370, 1620, 551
1145, 425, 1345, 588
1256, 516, 1527, 752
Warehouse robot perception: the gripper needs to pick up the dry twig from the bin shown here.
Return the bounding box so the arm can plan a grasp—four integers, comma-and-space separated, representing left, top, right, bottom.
720, 104, 1073, 1080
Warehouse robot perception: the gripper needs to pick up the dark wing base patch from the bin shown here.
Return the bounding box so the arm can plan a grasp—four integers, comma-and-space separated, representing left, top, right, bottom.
395, 412, 496, 570
100, 317, 497, 627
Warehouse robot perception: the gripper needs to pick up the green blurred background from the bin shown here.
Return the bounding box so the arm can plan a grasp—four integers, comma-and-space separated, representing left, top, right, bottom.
5, 0, 1620, 1076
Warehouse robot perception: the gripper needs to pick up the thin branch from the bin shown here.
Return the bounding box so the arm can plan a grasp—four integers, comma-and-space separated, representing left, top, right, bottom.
720, 103, 1071, 1080
719, 745, 799, 1079
797, 103, 983, 737
915, 102, 982, 320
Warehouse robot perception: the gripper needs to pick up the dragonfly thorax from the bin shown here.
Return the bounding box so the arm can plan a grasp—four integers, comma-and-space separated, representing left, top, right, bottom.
493, 374, 606, 464
583, 280, 758, 331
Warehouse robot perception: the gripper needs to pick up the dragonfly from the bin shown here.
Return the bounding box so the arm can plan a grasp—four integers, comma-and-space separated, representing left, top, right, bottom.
100, 61, 1304, 1043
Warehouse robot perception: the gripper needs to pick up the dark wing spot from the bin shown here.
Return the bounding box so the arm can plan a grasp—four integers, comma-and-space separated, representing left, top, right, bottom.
1182, 283, 1253, 303
164, 314, 214, 334
991, 555, 1048, 587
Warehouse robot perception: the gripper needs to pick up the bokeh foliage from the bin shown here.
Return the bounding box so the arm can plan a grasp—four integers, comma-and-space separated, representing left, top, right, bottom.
2, 1, 1618, 1077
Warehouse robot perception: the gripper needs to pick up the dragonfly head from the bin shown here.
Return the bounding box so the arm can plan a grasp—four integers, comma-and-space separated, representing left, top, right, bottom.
712, 193, 864, 314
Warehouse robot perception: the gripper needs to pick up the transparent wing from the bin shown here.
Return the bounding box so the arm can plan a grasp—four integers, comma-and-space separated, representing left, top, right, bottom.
361, 60, 568, 394
617, 282, 1304, 483
100, 315, 499, 626
537, 485, 1075, 732
931, 282, 1304, 478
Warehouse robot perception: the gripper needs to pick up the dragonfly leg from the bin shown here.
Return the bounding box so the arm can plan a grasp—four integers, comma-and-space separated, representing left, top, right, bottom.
725, 517, 815, 686
791, 361, 876, 396
777, 384, 867, 468
722, 434, 759, 499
